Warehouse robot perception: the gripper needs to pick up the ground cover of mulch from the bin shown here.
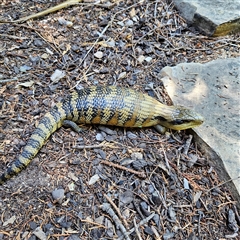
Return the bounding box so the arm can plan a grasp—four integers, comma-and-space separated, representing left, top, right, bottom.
0, 0, 239, 239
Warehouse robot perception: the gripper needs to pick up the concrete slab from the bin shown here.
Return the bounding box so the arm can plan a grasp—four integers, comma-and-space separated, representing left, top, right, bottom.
172, 0, 240, 36
160, 58, 240, 205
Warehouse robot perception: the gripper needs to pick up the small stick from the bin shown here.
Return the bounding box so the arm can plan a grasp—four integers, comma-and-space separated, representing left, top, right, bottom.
117, 212, 155, 240
80, 218, 106, 229
0, 0, 83, 23
161, 145, 171, 172
0, 78, 19, 83
104, 194, 129, 229
73, 141, 117, 149
133, 218, 143, 240
101, 203, 130, 240
206, 176, 240, 193
101, 160, 146, 178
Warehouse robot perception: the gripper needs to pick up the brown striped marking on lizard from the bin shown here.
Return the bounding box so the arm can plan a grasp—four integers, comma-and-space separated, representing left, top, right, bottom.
0, 86, 204, 184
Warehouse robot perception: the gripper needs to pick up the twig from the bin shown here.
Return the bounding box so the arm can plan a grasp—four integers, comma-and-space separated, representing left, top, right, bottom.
101, 160, 146, 178
80, 218, 107, 229
118, 212, 155, 240
73, 141, 119, 149
104, 194, 129, 229
0, 77, 19, 83
133, 218, 143, 240
207, 176, 240, 193
101, 203, 130, 240
161, 145, 171, 172
0, 34, 28, 40
0, 0, 83, 23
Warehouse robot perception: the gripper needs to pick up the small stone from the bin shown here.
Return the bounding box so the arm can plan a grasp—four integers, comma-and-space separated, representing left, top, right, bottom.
68, 235, 81, 240
119, 190, 133, 206
52, 188, 65, 203
152, 191, 161, 206
145, 56, 152, 62
19, 65, 31, 72
127, 131, 138, 139
32, 227, 47, 240
98, 126, 116, 135
58, 17, 73, 27
89, 174, 100, 185
144, 226, 154, 235
33, 39, 43, 47
50, 69, 66, 82
137, 55, 145, 63
96, 133, 104, 141
117, 21, 124, 27
125, 19, 134, 26
163, 232, 175, 240
94, 51, 103, 59
183, 178, 190, 189
41, 53, 49, 59
29, 221, 38, 230
131, 152, 143, 160
118, 71, 126, 80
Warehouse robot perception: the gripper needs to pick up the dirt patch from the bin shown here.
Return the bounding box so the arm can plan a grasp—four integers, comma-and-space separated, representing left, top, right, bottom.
0, 0, 239, 239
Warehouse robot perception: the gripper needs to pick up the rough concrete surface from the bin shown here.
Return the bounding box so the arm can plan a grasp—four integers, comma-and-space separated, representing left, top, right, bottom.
172, 0, 240, 36
160, 58, 240, 203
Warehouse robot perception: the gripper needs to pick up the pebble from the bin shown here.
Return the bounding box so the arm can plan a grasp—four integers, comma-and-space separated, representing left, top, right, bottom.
29, 221, 38, 230
152, 191, 161, 206
132, 159, 148, 170
144, 226, 154, 236
145, 56, 152, 62
163, 232, 175, 240
125, 19, 134, 26
119, 190, 133, 205
32, 227, 47, 240
96, 133, 104, 141
88, 174, 100, 185
117, 21, 124, 27
52, 188, 65, 203
118, 71, 127, 80
98, 126, 116, 135
58, 17, 73, 27
50, 69, 66, 82
127, 131, 138, 139
183, 178, 190, 189
94, 51, 103, 59
33, 39, 43, 47
137, 55, 145, 63
131, 152, 143, 160
68, 235, 81, 240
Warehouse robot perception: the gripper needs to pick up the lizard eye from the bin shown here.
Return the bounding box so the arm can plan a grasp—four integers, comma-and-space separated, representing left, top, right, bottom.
170, 119, 191, 125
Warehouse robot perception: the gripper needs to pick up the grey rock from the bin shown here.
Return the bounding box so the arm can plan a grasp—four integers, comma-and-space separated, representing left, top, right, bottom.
98, 126, 116, 135
127, 131, 138, 139
119, 190, 134, 206
125, 19, 134, 26
29, 221, 38, 230
160, 57, 240, 206
68, 235, 81, 240
172, 0, 240, 36
33, 39, 43, 47
32, 227, 47, 240
163, 231, 175, 240
96, 133, 104, 141
52, 188, 65, 203
228, 209, 239, 232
